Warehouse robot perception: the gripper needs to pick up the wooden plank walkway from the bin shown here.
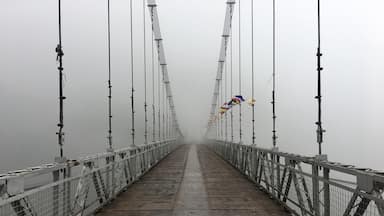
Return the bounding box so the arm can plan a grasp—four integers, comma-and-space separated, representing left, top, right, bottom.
96, 144, 291, 216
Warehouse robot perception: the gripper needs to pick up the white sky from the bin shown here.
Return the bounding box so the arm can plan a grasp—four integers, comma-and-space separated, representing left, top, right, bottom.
0, 0, 384, 172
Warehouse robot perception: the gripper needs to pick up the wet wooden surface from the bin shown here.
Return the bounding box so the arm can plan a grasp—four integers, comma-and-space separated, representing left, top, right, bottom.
97, 144, 291, 216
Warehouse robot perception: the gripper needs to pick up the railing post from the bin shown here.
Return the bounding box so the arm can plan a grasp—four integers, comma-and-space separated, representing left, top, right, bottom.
269, 153, 276, 197
276, 155, 281, 198
254, 150, 260, 183
52, 170, 60, 216
53, 156, 66, 216
64, 165, 71, 216
250, 148, 255, 179
312, 164, 320, 216
131, 149, 137, 181
323, 167, 330, 216
105, 148, 116, 198
271, 147, 279, 197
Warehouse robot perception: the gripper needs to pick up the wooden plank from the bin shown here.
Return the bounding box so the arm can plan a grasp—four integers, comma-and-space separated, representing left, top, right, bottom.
97, 144, 291, 216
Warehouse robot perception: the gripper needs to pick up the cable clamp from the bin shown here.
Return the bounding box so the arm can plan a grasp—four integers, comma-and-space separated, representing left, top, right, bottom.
55, 44, 64, 60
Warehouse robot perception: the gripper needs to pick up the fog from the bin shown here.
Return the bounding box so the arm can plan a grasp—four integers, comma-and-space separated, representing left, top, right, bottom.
1, 0, 384, 173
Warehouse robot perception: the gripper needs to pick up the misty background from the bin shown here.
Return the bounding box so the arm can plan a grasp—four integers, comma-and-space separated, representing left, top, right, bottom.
0, 0, 383, 173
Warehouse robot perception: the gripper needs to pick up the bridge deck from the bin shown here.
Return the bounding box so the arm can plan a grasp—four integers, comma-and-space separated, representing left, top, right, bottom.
97, 144, 290, 216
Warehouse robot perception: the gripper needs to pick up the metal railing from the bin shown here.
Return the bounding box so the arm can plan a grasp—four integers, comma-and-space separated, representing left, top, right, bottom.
0, 139, 181, 216
208, 140, 384, 216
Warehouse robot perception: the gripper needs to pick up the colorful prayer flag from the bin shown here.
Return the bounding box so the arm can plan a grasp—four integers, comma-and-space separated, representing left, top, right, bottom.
234, 95, 245, 102
247, 98, 256, 106
231, 97, 241, 105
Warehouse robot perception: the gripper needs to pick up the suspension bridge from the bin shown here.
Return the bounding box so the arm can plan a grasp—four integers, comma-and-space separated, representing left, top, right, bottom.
1, 0, 384, 215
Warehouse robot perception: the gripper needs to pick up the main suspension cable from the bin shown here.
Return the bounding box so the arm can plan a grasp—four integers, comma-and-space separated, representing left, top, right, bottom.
143, 0, 148, 144
251, 0, 255, 145
272, 0, 277, 148
130, 0, 135, 147
238, 0, 243, 143
316, 0, 325, 155
106, 0, 113, 150
56, 0, 65, 158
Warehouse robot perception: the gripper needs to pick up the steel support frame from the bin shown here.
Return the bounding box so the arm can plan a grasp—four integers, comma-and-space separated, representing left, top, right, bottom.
206, 0, 236, 136
147, 0, 182, 137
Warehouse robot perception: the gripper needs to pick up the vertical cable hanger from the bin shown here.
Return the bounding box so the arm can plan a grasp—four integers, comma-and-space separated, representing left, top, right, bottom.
151, 8, 156, 142
172, 112, 175, 138
165, 95, 169, 139
221, 68, 224, 140
315, 0, 325, 155
230, 32, 234, 142
218, 86, 221, 139
143, 0, 148, 144
106, 0, 113, 150
130, 0, 135, 147
216, 88, 219, 139
217, 87, 220, 139
158, 64, 161, 141
219, 78, 222, 139
56, 0, 65, 158
222, 76, 225, 139
251, 0, 255, 145
169, 113, 172, 138
272, 0, 277, 148
225, 53, 228, 142
166, 94, 169, 139
169, 103, 171, 138
167, 95, 170, 139
169, 108, 172, 138
238, 0, 243, 143
168, 103, 171, 138
216, 107, 219, 139
169, 103, 172, 138
162, 77, 165, 140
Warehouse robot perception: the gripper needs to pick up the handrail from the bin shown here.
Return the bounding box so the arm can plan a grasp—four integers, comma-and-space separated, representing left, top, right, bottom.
208, 139, 384, 216
0, 138, 177, 182
0, 139, 182, 216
